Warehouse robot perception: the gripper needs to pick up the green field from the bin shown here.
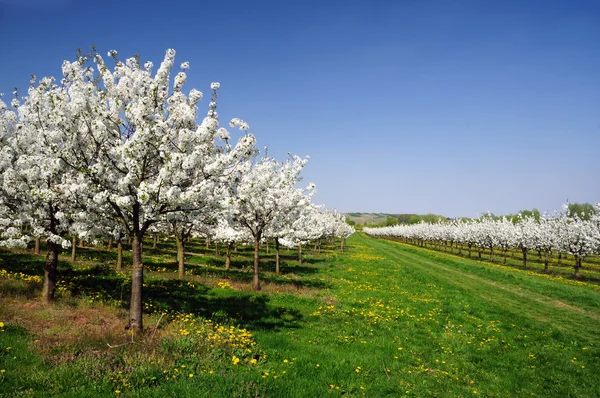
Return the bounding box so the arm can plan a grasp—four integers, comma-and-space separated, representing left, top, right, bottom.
1, 234, 599, 397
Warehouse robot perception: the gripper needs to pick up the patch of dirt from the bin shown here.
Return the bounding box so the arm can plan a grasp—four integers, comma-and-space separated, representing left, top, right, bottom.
0, 298, 133, 358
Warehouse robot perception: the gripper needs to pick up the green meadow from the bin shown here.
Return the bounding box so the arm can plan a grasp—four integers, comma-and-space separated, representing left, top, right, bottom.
1, 233, 599, 397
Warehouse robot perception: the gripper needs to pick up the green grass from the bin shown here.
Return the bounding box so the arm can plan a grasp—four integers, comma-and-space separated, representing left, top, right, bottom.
1, 233, 600, 396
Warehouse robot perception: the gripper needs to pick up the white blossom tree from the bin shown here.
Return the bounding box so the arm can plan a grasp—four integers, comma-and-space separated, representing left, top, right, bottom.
0, 83, 77, 304
47, 49, 255, 331
225, 154, 311, 290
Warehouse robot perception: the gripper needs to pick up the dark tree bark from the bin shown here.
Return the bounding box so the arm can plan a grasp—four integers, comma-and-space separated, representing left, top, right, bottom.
252, 233, 261, 291
275, 238, 280, 274
42, 241, 60, 304
176, 234, 185, 279
129, 233, 144, 332
574, 257, 582, 278
71, 236, 77, 261
107, 238, 113, 251
225, 242, 233, 270
34, 237, 41, 255
116, 241, 123, 271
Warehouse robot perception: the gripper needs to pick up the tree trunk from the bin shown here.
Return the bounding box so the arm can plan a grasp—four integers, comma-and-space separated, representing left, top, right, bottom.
468, 244, 472, 258
34, 237, 40, 255
574, 257, 582, 278
544, 254, 549, 272
275, 238, 280, 274
252, 234, 261, 291
490, 247, 494, 262
522, 248, 527, 268
153, 235, 158, 249
42, 241, 60, 304
341, 238, 346, 252
215, 242, 219, 256
71, 236, 77, 261
298, 244, 303, 265
266, 239, 269, 255
558, 252, 562, 266
116, 241, 123, 271
225, 242, 232, 270
503, 249, 507, 265
176, 235, 185, 279
129, 234, 144, 332
108, 238, 113, 251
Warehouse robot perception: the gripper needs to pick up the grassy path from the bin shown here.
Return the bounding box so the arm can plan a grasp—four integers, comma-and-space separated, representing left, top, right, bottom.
369, 238, 600, 339
256, 233, 600, 397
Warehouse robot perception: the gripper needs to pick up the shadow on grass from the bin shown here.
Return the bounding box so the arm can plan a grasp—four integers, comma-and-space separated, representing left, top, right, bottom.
0, 249, 47, 275
146, 278, 303, 330
186, 262, 332, 290
61, 267, 303, 331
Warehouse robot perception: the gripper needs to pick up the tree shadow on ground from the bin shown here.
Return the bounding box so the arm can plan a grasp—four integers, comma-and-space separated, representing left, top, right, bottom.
145, 279, 303, 330
0, 249, 46, 275
186, 263, 332, 290
43, 262, 304, 332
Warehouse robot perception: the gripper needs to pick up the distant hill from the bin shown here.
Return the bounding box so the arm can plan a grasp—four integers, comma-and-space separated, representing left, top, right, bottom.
344, 212, 448, 226
344, 213, 398, 225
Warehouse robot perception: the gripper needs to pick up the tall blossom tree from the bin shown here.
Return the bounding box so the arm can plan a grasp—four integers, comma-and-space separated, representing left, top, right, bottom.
226, 154, 313, 290
0, 84, 78, 304
50, 49, 255, 331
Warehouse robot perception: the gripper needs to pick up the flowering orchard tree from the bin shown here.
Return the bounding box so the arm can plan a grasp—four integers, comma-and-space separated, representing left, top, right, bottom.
41, 49, 256, 331
226, 154, 312, 290
211, 217, 249, 269
327, 210, 354, 251
0, 96, 27, 249
283, 203, 324, 265
0, 83, 79, 304
555, 209, 599, 277
263, 180, 317, 272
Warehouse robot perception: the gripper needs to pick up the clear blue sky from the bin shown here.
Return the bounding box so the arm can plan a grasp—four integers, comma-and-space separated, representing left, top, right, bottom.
1, 0, 598, 218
